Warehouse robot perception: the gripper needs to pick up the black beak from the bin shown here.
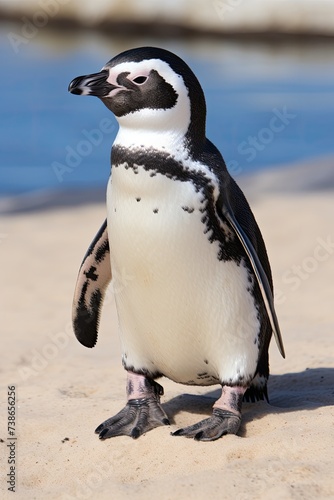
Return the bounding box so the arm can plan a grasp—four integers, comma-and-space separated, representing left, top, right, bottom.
68, 70, 118, 97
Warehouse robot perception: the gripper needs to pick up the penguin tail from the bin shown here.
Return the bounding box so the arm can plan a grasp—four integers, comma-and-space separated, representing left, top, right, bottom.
243, 377, 269, 403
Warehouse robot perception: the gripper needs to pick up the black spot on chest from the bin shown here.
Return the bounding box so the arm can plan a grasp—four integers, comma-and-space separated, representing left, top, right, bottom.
182, 206, 195, 213
111, 146, 246, 264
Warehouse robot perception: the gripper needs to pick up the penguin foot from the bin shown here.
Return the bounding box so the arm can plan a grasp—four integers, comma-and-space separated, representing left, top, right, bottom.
95, 397, 170, 439
172, 384, 245, 441
171, 408, 241, 441
95, 371, 170, 439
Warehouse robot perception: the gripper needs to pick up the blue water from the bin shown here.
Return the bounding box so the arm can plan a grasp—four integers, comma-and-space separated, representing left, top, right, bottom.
1, 24, 334, 196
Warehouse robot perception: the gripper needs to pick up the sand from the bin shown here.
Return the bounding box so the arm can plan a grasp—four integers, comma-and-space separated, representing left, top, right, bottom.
1, 161, 333, 499
2, 0, 334, 37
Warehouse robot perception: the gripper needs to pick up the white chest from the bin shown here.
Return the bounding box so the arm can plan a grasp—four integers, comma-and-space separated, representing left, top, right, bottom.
107, 162, 260, 386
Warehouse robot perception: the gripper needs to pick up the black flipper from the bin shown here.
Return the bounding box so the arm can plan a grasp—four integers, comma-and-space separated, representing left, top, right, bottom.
72, 219, 111, 347
217, 194, 285, 359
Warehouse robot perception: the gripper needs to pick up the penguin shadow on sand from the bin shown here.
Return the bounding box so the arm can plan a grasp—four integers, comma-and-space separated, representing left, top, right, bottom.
162, 367, 334, 436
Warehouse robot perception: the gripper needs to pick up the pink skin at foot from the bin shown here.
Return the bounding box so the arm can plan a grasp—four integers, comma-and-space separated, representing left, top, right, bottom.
213, 385, 246, 415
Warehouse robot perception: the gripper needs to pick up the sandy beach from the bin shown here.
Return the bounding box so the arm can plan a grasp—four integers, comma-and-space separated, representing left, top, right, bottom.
1, 160, 333, 499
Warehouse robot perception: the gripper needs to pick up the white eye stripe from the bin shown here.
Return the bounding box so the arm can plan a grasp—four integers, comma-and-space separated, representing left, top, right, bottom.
105, 60, 166, 88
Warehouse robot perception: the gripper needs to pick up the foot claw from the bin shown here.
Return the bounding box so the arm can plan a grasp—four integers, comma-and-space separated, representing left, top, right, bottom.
172, 409, 241, 441
94, 423, 104, 434
130, 427, 141, 439
95, 397, 169, 440
97, 428, 109, 439
170, 428, 183, 437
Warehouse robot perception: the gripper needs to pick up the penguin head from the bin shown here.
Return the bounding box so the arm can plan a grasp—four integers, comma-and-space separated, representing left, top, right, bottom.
69, 47, 206, 151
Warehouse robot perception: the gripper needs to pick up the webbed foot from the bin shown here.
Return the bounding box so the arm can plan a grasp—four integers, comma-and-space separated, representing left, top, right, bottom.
172, 385, 246, 442
95, 372, 169, 439
172, 409, 241, 441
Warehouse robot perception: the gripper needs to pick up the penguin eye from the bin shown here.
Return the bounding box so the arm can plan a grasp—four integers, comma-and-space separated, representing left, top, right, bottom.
132, 76, 148, 85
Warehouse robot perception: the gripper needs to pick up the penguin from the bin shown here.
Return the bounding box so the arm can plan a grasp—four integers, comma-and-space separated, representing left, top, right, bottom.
69, 46, 285, 442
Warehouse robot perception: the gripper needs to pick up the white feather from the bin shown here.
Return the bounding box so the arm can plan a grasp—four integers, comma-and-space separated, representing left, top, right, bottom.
107, 163, 260, 386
